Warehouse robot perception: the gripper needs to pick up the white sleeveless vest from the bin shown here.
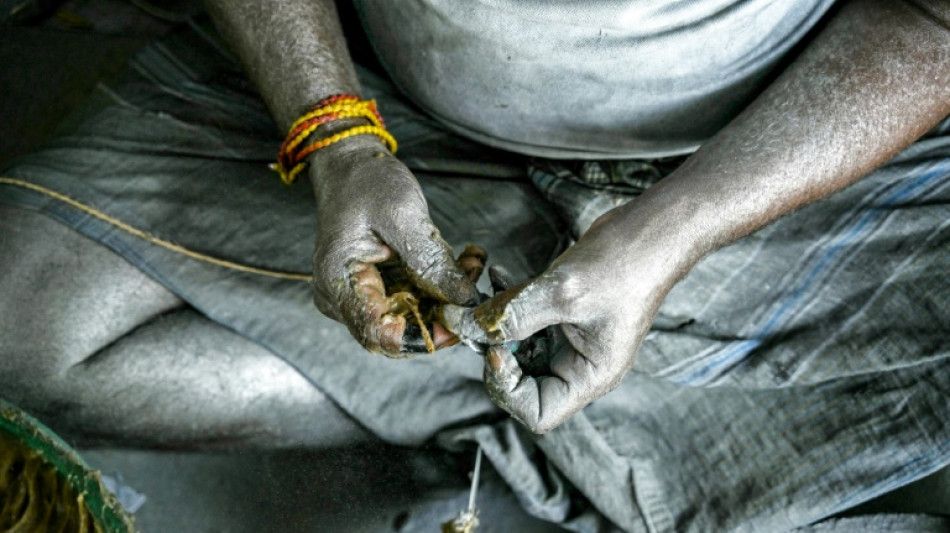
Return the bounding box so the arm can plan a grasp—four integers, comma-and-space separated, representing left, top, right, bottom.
353, 0, 836, 158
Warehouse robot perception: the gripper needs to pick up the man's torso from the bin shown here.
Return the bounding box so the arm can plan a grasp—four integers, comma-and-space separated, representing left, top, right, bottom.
353, 0, 836, 159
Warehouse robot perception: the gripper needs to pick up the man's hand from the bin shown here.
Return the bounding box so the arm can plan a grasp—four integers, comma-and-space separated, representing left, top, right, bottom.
458, 0, 950, 432
207, 0, 484, 355
309, 135, 480, 356
453, 205, 689, 433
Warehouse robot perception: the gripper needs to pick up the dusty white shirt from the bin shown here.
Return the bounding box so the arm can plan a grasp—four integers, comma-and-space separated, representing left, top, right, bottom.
353, 0, 836, 159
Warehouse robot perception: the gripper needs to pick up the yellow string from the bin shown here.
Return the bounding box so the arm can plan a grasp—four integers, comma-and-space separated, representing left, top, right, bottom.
1, 176, 451, 352
280, 125, 398, 185
286, 110, 378, 154
288, 100, 380, 135
304, 124, 397, 155
0, 177, 312, 282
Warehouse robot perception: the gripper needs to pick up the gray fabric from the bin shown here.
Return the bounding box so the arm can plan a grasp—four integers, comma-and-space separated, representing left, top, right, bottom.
3, 20, 950, 532
795, 514, 950, 532
352, 0, 836, 159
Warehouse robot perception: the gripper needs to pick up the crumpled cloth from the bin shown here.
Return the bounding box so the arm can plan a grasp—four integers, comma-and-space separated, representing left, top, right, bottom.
2, 19, 949, 532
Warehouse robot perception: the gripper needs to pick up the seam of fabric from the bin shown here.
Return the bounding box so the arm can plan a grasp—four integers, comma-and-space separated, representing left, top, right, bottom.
0, 177, 311, 282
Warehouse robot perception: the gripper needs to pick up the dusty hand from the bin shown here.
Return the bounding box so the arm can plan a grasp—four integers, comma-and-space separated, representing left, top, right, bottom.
308, 135, 480, 356
453, 207, 693, 433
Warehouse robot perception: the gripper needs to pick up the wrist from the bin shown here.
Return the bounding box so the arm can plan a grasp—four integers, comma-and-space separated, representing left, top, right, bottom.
608, 184, 707, 291
274, 94, 396, 186
307, 126, 389, 190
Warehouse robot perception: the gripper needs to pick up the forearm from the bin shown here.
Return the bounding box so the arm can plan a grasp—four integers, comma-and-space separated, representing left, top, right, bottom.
620, 0, 950, 280
204, 0, 360, 131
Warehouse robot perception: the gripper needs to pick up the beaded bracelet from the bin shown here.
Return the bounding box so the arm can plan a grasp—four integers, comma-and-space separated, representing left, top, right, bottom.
272, 94, 398, 185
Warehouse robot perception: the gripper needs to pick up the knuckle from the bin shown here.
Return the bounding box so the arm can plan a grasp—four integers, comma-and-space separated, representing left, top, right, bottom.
601, 370, 627, 396
531, 420, 555, 434
508, 405, 542, 434
545, 268, 587, 312
531, 407, 563, 434
526, 421, 545, 434
380, 180, 426, 214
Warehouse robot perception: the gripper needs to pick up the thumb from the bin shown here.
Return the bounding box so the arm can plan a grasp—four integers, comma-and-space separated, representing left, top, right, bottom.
474, 270, 569, 343
382, 220, 480, 306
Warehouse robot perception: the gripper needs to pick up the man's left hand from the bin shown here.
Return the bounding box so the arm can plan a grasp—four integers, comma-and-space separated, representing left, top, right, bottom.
458, 206, 690, 433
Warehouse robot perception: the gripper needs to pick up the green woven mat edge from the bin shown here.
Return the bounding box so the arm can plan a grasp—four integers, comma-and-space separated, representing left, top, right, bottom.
0, 398, 138, 533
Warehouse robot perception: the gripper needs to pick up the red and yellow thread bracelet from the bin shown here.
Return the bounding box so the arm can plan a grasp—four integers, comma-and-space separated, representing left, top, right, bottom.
277, 95, 387, 175
280, 125, 398, 184
273, 94, 396, 185
283, 107, 382, 155
288, 99, 384, 134
277, 103, 382, 172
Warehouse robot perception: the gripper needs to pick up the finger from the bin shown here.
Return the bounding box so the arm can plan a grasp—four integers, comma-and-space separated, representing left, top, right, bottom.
484, 341, 610, 434
312, 238, 394, 323
457, 244, 487, 283
488, 265, 515, 293
396, 245, 485, 354
473, 271, 569, 344
439, 304, 484, 347
379, 220, 480, 306
431, 321, 460, 348
438, 262, 506, 346
401, 320, 459, 353
339, 260, 408, 356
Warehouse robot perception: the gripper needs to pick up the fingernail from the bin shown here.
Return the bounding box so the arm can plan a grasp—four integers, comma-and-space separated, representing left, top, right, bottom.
401, 322, 428, 353
487, 346, 505, 373
432, 322, 460, 349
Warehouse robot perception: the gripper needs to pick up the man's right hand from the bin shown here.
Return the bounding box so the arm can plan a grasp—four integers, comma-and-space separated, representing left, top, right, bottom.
308, 135, 480, 356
